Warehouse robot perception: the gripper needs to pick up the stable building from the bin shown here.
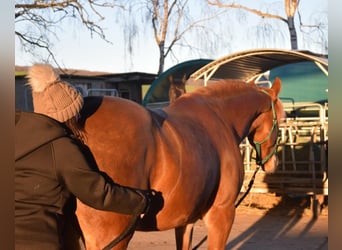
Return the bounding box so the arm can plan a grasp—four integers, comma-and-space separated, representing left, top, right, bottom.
15, 67, 157, 111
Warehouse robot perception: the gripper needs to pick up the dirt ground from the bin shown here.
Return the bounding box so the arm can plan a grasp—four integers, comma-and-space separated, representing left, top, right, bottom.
128, 193, 328, 250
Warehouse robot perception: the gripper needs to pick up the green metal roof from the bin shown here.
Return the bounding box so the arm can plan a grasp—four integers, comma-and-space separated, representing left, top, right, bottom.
270, 61, 328, 103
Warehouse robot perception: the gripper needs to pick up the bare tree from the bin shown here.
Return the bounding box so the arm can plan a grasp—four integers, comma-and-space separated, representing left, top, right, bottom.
15, 0, 122, 67
151, 0, 178, 74
116, 0, 227, 75
208, 0, 327, 51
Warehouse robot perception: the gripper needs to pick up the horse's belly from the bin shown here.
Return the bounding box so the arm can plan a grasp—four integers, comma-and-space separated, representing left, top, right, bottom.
141, 162, 220, 231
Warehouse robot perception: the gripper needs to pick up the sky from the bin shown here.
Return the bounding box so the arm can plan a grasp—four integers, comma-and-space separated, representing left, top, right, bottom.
15, 0, 328, 74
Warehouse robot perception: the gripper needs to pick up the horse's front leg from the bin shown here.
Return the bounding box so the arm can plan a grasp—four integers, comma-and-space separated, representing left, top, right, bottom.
203, 204, 235, 250
175, 223, 194, 250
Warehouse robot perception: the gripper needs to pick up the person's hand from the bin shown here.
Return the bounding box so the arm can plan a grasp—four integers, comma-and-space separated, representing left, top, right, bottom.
136, 189, 157, 217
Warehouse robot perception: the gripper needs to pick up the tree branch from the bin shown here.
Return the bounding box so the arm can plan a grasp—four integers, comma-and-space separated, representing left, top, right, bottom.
15, 0, 119, 65
207, 0, 288, 24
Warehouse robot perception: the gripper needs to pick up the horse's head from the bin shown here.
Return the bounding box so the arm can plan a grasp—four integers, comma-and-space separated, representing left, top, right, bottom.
168, 74, 187, 104
248, 77, 285, 173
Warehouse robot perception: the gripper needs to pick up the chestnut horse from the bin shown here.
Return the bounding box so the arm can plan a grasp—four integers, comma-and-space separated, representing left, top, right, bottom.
76, 78, 284, 249
168, 74, 187, 104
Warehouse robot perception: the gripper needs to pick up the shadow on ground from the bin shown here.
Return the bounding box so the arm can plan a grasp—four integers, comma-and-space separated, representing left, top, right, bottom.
223, 194, 328, 250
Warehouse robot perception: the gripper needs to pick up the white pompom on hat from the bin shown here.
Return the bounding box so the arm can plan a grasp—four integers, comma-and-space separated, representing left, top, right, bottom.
27, 64, 83, 122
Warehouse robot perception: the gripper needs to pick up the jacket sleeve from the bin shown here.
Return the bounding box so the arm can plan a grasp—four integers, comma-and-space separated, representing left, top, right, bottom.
52, 137, 147, 215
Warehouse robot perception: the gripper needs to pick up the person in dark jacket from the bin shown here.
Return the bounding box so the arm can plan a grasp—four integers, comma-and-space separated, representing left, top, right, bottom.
15, 64, 152, 249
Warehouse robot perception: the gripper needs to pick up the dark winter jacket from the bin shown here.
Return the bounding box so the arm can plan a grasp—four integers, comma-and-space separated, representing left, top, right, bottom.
15, 111, 147, 249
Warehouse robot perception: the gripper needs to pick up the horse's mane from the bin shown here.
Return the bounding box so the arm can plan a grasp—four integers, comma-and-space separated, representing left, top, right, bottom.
192, 79, 285, 122
173, 79, 283, 120
190, 79, 259, 100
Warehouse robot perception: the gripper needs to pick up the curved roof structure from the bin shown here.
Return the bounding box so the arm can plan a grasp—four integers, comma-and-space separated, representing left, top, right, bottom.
189, 48, 328, 85
143, 49, 328, 107
142, 59, 213, 106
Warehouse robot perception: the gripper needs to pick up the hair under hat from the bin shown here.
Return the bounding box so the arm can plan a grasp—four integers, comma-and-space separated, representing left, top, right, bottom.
27, 64, 84, 122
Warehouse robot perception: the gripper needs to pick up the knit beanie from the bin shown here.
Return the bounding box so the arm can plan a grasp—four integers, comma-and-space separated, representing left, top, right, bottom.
26, 64, 84, 122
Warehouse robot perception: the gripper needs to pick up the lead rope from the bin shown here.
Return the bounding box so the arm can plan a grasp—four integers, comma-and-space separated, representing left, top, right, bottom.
234, 165, 261, 208
102, 213, 140, 250
192, 165, 260, 250
102, 189, 153, 250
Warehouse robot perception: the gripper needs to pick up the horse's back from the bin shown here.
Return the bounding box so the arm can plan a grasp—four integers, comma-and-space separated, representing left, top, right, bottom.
82, 96, 154, 186
83, 96, 152, 131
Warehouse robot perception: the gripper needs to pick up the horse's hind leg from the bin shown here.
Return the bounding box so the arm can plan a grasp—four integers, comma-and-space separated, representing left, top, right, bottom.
203, 204, 235, 249
175, 223, 194, 250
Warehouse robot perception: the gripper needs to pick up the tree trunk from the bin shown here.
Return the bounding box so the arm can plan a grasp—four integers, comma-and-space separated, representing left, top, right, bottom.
287, 16, 298, 50
285, 0, 298, 50
158, 41, 165, 75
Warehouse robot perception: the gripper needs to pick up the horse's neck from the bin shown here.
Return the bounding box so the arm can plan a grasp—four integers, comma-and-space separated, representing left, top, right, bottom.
215, 92, 267, 143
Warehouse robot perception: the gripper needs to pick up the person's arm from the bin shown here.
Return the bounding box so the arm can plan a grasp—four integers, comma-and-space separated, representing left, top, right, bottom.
53, 137, 148, 215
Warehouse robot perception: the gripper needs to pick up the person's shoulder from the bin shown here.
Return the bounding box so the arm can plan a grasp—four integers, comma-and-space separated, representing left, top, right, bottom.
16, 110, 68, 140
52, 135, 91, 167
15, 111, 69, 160
16, 110, 59, 125
53, 135, 84, 152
